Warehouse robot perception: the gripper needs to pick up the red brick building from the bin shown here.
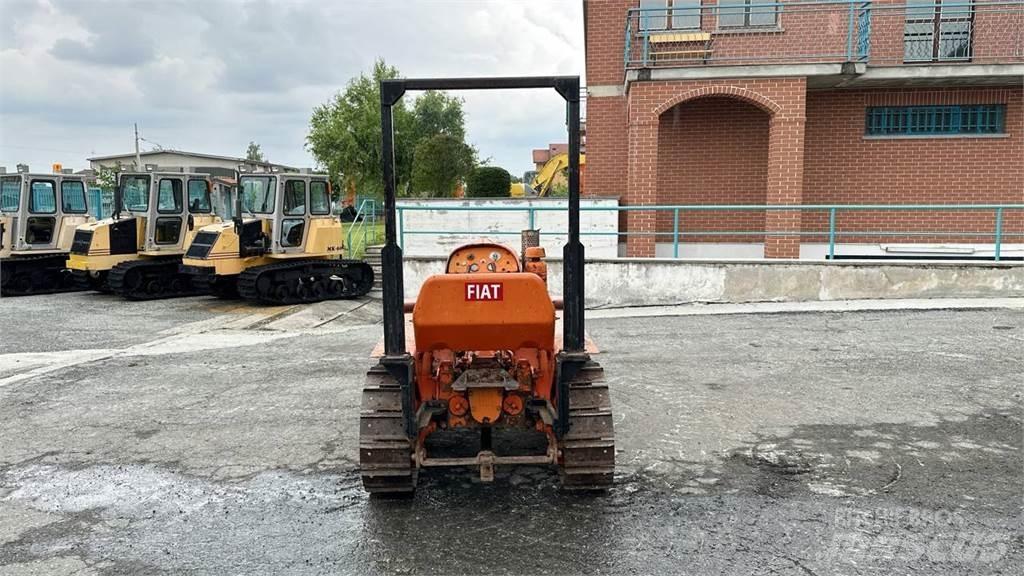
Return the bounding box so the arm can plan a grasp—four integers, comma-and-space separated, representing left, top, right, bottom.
583, 0, 1023, 258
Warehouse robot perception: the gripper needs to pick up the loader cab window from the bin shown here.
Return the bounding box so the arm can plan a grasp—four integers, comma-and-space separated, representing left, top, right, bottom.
29, 180, 57, 214
241, 176, 276, 214
121, 176, 150, 212
280, 218, 305, 247
61, 180, 88, 214
283, 180, 306, 216
157, 179, 184, 214
187, 179, 212, 213
309, 181, 330, 215
26, 180, 57, 244
0, 177, 19, 212
154, 217, 183, 244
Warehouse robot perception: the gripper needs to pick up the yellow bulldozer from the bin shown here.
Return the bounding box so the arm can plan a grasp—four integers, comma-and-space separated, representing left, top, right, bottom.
179, 172, 373, 304
66, 170, 221, 299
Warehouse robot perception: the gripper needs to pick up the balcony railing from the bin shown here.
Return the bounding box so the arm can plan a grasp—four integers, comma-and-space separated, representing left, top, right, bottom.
624, 1, 1024, 69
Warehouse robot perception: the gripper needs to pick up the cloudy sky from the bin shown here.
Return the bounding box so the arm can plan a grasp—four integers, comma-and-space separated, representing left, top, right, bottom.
0, 0, 584, 178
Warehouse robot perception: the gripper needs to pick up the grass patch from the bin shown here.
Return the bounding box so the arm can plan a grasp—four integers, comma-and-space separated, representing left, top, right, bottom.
342, 221, 385, 259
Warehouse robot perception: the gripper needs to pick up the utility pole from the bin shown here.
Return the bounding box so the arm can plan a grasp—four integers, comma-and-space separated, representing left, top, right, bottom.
134, 123, 142, 169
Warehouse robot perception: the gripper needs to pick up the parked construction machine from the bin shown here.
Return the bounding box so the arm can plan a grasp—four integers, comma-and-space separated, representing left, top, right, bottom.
1, 170, 94, 296
179, 172, 373, 304
66, 171, 221, 299
360, 76, 613, 494
509, 152, 586, 197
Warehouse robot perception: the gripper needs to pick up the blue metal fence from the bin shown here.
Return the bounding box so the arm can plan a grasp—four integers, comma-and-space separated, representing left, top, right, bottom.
396, 203, 1024, 261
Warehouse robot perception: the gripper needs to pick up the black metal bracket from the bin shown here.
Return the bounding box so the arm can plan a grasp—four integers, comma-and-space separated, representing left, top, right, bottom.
554, 350, 590, 438
380, 353, 416, 436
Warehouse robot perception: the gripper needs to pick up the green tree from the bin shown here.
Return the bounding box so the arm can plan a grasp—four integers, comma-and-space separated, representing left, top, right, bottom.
549, 180, 569, 197
411, 90, 466, 142
466, 166, 512, 198
245, 141, 265, 163
95, 163, 120, 192
305, 59, 469, 198
411, 134, 475, 197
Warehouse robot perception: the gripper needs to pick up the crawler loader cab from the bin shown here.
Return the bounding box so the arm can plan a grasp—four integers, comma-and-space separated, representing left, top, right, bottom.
179, 173, 373, 304
359, 76, 613, 495
66, 171, 221, 299
1, 171, 94, 296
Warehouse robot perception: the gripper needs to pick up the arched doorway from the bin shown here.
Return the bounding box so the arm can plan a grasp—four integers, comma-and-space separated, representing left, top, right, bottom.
656, 96, 771, 258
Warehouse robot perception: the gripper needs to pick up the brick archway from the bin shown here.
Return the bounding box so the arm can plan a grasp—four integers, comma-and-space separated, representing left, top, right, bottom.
652, 85, 782, 118
625, 78, 807, 258
656, 96, 771, 256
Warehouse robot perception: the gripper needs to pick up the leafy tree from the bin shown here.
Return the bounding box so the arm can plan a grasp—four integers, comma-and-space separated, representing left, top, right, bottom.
466, 166, 511, 198
549, 180, 569, 197
411, 134, 476, 197
411, 90, 466, 142
245, 141, 265, 163
306, 59, 469, 198
95, 163, 121, 192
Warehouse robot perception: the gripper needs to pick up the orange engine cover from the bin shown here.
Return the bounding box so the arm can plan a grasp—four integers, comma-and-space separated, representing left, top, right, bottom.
413, 272, 555, 352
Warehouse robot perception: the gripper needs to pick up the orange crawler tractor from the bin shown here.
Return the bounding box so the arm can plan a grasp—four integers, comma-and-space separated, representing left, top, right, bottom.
359, 76, 614, 494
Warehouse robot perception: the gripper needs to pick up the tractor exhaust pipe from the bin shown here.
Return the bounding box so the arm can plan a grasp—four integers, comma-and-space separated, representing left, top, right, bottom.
521, 228, 539, 265
113, 175, 123, 220
233, 179, 243, 236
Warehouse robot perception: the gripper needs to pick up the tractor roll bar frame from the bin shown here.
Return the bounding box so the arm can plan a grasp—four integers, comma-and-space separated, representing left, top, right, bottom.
378, 76, 585, 357
379, 76, 586, 438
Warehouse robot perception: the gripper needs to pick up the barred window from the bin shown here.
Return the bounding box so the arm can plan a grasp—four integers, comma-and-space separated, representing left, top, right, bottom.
865, 105, 1005, 136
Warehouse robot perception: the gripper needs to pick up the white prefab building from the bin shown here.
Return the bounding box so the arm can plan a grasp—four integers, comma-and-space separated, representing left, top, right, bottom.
88, 150, 295, 178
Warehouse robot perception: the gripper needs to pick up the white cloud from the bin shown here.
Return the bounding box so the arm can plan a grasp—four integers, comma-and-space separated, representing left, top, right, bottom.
0, 0, 584, 178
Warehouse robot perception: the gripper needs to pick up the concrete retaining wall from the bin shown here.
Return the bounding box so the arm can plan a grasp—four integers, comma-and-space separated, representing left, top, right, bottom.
401, 257, 1024, 307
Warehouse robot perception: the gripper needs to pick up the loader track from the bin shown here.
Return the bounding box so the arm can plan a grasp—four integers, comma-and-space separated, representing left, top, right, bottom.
237, 259, 373, 305
108, 258, 207, 301
70, 270, 112, 293
1, 254, 84, 297
559, 361, 616, 490
359, 366, 416, 495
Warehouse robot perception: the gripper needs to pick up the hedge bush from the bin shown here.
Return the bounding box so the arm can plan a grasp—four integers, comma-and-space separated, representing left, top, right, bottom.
466, 166, 511, 197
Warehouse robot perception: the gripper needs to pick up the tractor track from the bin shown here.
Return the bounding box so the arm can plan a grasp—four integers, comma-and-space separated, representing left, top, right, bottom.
358, 360, 615, 494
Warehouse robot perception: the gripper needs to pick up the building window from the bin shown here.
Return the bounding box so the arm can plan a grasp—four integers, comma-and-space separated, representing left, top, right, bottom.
904, 0, 973, 62
718, 0, 778, 29
865, 105, 1005, 136
640, 0, 702, 31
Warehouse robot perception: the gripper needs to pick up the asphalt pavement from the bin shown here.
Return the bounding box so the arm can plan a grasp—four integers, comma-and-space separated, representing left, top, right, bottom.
0, 292, 1021, 575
